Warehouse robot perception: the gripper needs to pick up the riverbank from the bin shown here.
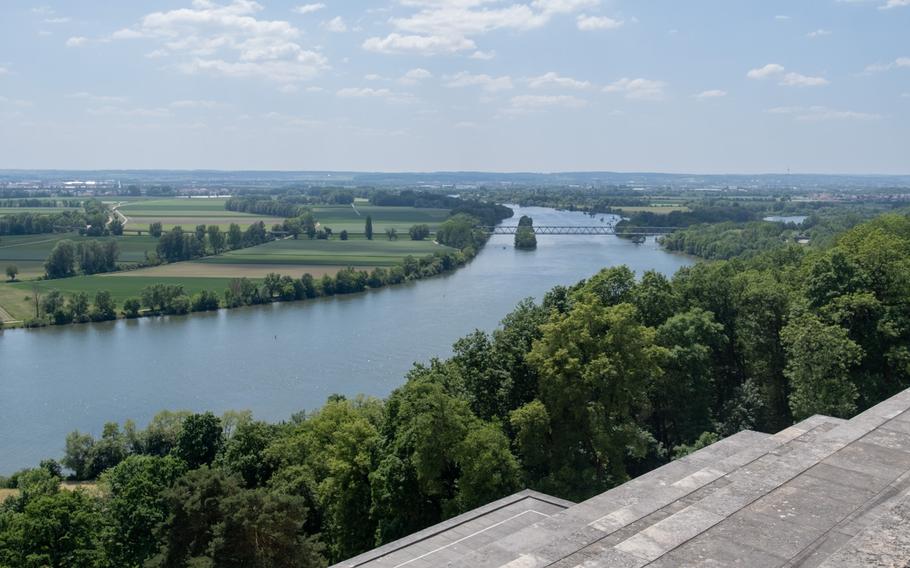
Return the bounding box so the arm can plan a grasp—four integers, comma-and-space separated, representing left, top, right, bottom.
0, 206, 695, 472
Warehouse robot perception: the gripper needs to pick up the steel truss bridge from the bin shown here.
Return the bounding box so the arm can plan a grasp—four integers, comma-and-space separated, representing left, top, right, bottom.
480, 225, 677, 236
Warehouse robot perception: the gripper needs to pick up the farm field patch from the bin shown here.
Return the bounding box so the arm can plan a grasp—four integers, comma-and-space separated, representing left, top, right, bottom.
0, 234, 159, 279
109, 262, 344, 279
311, 205, 450, 233
118, 198, 284, 231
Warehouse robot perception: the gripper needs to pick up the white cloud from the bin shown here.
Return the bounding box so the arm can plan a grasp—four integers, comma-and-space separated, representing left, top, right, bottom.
865, 57, 910, 73
322, 16, 347, 32
747, 63, 827, 87
337, 87, 393, 97
293, 3, 325, 15
807, 29, 832, 38
881, 0, 910, 9
364, 0, 597, 56
576, 14, 623, 31
775, 15, 791, 20
470, 50, 496, 60
747, 63, 785, 79
527, 72, 590, 89
445, 71, 514, 92
43, 17, 71, 24
780, 72, 829, 87
66, 36, 88, 47
694, 89, 727, 100
399, 67, 433, 84
363, 33, 475, 55
110, 1, 328, 83
767, 105, 881, 121
604, 77, 666, 100
0, 67, 8, 76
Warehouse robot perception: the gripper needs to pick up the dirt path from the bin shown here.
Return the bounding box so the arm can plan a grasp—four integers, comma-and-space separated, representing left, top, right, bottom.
0, 303, 19, 324
0, 236, 61, 250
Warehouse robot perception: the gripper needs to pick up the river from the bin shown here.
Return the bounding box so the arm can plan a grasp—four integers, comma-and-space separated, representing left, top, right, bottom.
0, 206, 694, 473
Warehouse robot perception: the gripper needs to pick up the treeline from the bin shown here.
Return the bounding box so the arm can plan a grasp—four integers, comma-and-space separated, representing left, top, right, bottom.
660, 210, 883, 260
7, 212, 910, 566
225, 197, 310, 218
661, 221, 797, 260
0, 199, 113, 237
44, 240, 120, 279
0, 199, 82, 208
618, 205, 758, 230
0, 211, 88, 236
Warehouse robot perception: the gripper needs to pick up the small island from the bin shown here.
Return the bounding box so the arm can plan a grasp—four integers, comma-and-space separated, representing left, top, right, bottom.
514, 215, 537, 249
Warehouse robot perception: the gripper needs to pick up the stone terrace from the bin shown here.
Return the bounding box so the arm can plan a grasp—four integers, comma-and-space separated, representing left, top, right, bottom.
332, 387, 910, 567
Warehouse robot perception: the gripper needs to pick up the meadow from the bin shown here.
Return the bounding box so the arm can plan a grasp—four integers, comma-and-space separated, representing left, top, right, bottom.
117, 198, 285, 232
311, 204, 450, 233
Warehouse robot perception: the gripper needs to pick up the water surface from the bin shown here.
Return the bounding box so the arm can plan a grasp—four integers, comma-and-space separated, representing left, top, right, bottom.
0, 207, 693, 472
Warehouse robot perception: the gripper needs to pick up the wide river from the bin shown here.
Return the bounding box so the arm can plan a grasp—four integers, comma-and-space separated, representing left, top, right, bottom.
0, 206, 693, 473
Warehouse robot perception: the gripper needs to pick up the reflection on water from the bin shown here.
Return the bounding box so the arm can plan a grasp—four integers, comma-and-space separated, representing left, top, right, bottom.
0, 206, 694, 472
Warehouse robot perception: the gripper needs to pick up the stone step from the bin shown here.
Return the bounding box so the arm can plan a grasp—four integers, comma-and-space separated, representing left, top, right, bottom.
448, 417, 842, 568
609, 395, 910, 567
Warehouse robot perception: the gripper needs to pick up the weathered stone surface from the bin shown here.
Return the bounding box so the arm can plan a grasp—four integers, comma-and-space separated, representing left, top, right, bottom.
332, 391, 910, 568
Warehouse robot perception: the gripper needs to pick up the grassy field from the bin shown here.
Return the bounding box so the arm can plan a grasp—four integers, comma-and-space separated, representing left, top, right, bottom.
312, 204, 450, 233
203, 236, 449, 267
0, 234, 159, 279
104, 236, 453, 280
117, 198, 284, 232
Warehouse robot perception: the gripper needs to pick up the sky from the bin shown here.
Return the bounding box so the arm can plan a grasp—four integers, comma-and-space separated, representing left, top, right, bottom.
0, 0, 907, 174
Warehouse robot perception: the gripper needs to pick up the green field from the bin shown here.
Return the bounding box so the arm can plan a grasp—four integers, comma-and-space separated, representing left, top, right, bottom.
117, 198, 284, 232
202, 236, 451, 267
0, 234, 159, 279
311, 205, 450, 233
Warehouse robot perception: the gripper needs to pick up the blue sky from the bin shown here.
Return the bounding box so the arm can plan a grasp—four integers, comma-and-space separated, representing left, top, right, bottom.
0, 0, 907, 173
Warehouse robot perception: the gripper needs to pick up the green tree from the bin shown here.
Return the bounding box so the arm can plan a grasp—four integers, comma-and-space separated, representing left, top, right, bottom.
90, 290, 117, 322
339, 230, 348, 241
209, 490, 326, 568
5, 265, 18, 281
526, 297, 665, 498
514, 226, 537, 249
99, 455, 185, 568
207, 225, 226, 254
365, 216, 373, 240
782, 313, 863, 420
174, 412, 224, 469
149, 222, 163, 238
122, 297, 142, 318
44, 239, 76, 279
0, 490, 103, 568
69, 292, 90, 323
408, 224, 430, 241
228, 223, 244, 250
109, 216, 124, 236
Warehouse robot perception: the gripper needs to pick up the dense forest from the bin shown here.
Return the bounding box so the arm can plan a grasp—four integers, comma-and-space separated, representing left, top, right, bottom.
3, 212, 910, 566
